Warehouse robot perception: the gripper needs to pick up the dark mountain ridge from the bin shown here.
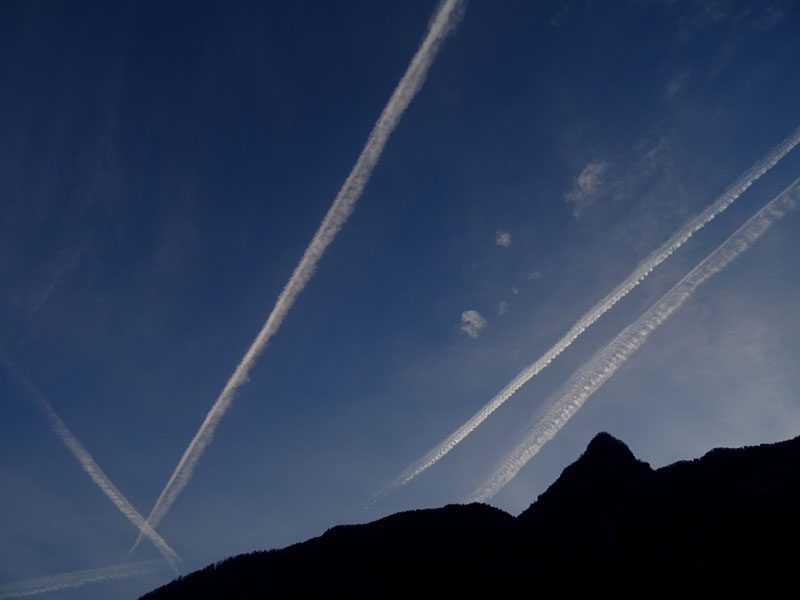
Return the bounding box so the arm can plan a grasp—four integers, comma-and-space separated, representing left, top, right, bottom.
142, 432, 800, 598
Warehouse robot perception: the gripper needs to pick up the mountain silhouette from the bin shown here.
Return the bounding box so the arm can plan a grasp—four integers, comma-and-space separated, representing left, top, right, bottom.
141, 432, 800, 598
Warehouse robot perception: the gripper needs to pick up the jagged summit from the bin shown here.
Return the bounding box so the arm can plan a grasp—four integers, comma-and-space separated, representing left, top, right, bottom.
520, 431, 653, 522
584, 431, 633, 457
573, 431, 647, 473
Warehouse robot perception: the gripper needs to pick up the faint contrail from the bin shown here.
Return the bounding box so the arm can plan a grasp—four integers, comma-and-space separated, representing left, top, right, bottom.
367, 123, 800, 506
465, 176, 800, 503
0, 352, 180, 570
130, 0, 465, 554
0, 560, 162, 599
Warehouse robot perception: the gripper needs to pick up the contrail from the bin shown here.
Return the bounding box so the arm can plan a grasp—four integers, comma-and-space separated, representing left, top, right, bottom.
0, 560, 162, 599
367, 123, 800, 506
465, 176, 800, 503
0, 352, 180, 570
130, 0, 465, 554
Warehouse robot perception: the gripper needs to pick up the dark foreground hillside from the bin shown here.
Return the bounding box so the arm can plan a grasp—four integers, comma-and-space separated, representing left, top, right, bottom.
142, 432, 800, 598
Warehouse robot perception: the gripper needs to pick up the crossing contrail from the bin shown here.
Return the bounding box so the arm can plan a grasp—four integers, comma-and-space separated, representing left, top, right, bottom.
465, 176, 800, 503
0, 351, 180, 570
130, 0, 465, 554
367, 123, 800, 506
0, 560, 162, 599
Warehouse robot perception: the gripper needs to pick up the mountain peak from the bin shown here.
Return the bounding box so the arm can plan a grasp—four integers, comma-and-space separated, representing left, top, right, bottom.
581, 431, 637, 465
517, 431, 654, 529
566, 430, 652, 484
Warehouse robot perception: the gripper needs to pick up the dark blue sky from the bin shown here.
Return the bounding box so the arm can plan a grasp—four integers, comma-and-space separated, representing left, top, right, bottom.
1, 1, 799, 597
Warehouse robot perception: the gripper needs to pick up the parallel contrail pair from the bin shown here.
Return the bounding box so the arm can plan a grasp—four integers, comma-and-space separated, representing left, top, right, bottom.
130, 0, 466, 554
466, 176, 800, 503
0, 560, 162, 599
0, 351, 180, 570
368, 123, 800, 505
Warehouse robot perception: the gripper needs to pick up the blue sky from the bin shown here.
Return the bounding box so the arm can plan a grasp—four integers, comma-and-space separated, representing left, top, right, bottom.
1, 0, 799, 597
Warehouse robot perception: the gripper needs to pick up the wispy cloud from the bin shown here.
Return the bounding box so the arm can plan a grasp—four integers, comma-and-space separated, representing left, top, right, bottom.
26, 244, 86, 317
495, 230, 512, 247
549, 1, 570, 29
677, 0, 729, 41
460, 310, 487, 338
129, 0, 466, 555
0, 560, 162, 599
498, 301, 508, 315
466, 176, 800, 502
752, 5, 785, 32
665, 71, 689, 97
365, 123, 800, 504
0, 351, 180, 569
564, 160, 608, 217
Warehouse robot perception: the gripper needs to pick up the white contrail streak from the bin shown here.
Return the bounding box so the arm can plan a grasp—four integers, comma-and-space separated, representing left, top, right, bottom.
130, 0, 465, 554
0, 560, 162, 599
368, 123, 800, 505
0, 353, 180, 570
465, 176, 800, 503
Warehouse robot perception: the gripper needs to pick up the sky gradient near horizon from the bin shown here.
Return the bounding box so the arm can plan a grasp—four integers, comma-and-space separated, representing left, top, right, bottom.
1, 1, 799, 598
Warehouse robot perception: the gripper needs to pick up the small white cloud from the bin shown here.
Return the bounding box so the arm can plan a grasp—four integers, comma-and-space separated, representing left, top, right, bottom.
495, 230, 512, 247
528, 271, 541, 281
511, 286, 519, 296
498, 301, 508, 315
564, 160, 608, 217
460, 310, 487, 338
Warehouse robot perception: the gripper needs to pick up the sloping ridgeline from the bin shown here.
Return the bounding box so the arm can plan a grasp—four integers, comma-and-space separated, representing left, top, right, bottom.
142, 432, 800, 598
